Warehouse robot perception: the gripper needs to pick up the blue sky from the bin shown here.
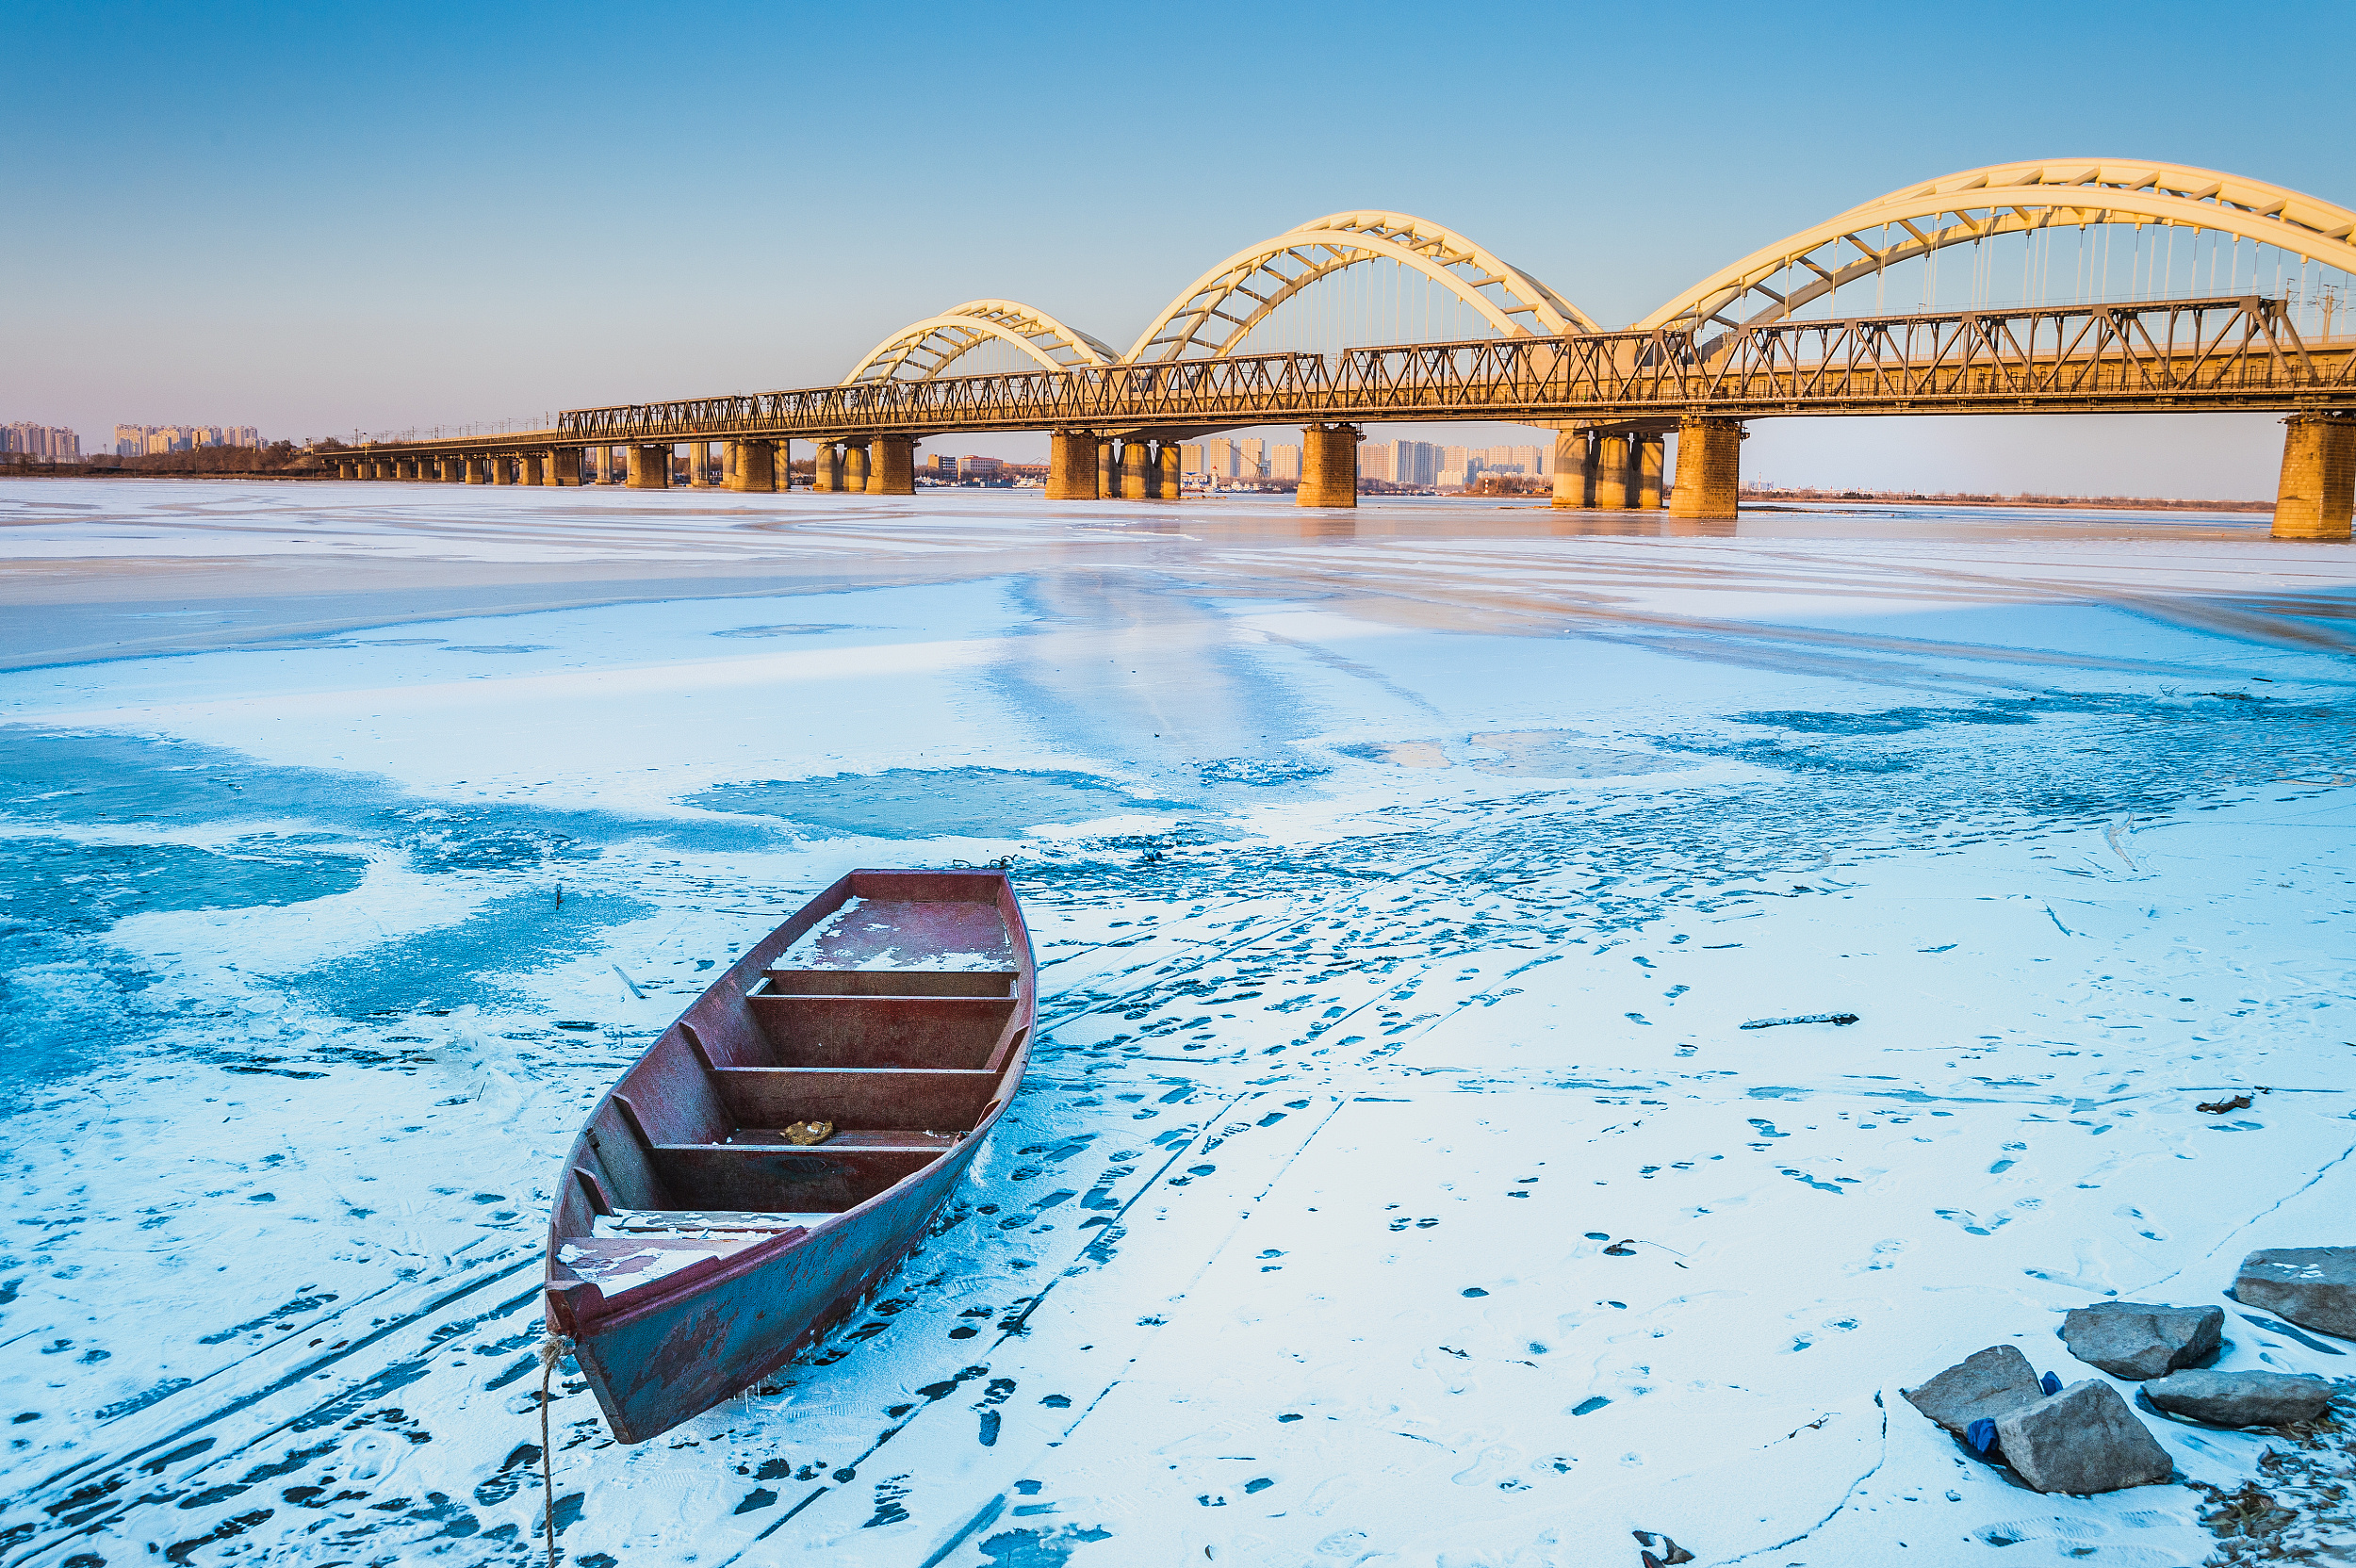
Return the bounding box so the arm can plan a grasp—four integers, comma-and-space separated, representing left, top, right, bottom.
7, 0, 2352, 494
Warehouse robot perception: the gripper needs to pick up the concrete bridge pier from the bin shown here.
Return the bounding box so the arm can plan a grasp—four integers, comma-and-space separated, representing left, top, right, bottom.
1047, 431, 1094, 498
869, 435, 916, 494
1121, 438, 1152, 499
842, 440, 872, 493
1551, 429, 1595, 508
1637, 434, 1665, 509
728, 439, 777, 492
2272, 414, 2356, 541
520, 453, 545, 485
773, 441, 794, 490
1097, 438, 1116, 499
1595, 434, 1633, 508
686, 441, 712, 487
809, 441, 838, 492
1157, 440, 1181, 499
626, 445, 669, 488
1669, 417, 1744, 520
547, 449, 579, 486
1299, 422, 1362, 507
464, 458, 486, 483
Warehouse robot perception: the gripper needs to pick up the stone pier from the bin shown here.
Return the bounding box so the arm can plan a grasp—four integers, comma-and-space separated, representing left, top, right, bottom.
1637, 434, 1665, 509
1592, 434, 1630, 508
465, 458, 487, 483
728, 439, 777, 492
1121, 438, 1152, 499
520, 453, 545, 485
1668, 417, 1744, 520
1299, 423, 1361, 507
1158, 440, 1181, 499
2271, 414, 2356, 541
869, 435, 915, 494
842, 440, 871, 493
1552, 428, 1595, 508
627, 445, 669, 488
1048, 431, 1096, 499
810, 441, 840, 493
1097, 438, 1115, 499
687, 441, 712, 487
546, 449, 579, 486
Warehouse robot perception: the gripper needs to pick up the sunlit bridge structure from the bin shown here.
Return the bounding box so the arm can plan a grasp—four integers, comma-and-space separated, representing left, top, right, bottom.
340, 161, 2356, 539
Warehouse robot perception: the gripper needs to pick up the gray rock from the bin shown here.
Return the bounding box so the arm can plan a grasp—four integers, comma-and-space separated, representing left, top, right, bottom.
2060, 1301, 2224, 1380
1902, 1345, 2045, 1437
2145, 1369, 2336, 1428
1994, 1380, 2174, 1494
2236, 1248, 2356, 1341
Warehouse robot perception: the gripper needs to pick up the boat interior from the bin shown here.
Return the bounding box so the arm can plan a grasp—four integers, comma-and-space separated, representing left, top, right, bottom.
548, 873, 1030, 1308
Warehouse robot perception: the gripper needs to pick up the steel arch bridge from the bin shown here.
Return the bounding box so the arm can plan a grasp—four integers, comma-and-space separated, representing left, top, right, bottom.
341, 158, 2356, 539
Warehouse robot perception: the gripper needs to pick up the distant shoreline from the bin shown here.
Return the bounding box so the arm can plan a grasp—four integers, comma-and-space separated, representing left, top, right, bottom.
0, 468, 2281, 513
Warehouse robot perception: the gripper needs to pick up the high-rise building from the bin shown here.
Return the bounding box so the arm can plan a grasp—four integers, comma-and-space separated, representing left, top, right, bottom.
1180, 443, 1204, 474
1241, 437, 1267, 477
1201, 438, 1238, 479
112, 422, 264, 455
1272, 443, 1301, 481
3, 424, 79, 458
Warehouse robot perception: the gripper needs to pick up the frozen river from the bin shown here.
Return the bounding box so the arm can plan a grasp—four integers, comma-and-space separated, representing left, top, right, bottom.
2, 480, 2352, 1567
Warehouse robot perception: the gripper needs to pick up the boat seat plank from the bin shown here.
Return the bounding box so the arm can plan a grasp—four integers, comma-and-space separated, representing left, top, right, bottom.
722, 1128, 960, 1150
647, 1143, 943, 1212
594, 1210, 832, 1234
760, 969, 1017, 998
779, 897, 1012, 970
553, 1235, 771, 1301
713, 1067, 997, 1131
747, 994, 1016, 1070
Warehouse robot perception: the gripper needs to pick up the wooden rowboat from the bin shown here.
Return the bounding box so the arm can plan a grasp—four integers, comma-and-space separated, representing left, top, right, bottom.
542, 869, 1036, 1443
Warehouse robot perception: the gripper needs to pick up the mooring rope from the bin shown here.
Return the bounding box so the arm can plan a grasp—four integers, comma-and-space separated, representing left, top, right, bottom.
539, 1335, 573, 1568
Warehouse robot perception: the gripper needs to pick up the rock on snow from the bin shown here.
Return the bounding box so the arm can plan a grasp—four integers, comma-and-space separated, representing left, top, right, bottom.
1901, 1344, 2047, 1437
2060, 1300, 2225, 1380
2145, 1368, 2338, 1428
2236, 1248, 2356, 1340
1994, 1380, 2176, 1494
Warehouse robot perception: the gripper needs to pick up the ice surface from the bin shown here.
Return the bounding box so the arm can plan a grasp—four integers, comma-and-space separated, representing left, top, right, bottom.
3, 481, 2353, 1567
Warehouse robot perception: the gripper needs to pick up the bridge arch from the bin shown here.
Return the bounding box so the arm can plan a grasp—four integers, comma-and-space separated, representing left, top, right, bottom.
843, 301, 1119, 384
1640, 161, 2356, 335
1123, 211, 1596, 363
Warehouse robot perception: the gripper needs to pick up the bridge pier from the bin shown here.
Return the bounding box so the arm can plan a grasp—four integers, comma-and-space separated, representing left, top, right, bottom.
547, 448, 579, 486
627, 445, 668, 488
494, 456, 517, 484
1046, 431, 1094, 498
2271, 414, 2356, 541
1121, 438, 1152, 499
685, 441, 712, 487
843, 440, 871, 492
1594, 434, 1632, 508
1668, 417, 1744, 520
1298, 423, 1361, 507
1097, 438, 1115, 499
520, 452, 545, 485
869, 435, 915, 494
808, 441, 836, 492
1158, 440, 1181, 499
728, 439, 777, 492
463, 457, 485, 483
1551, 429, 1594, 508
1637, 434, 1665, 509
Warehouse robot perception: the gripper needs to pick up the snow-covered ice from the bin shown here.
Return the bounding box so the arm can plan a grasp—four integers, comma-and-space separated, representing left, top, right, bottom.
2, 479, 2353, 1567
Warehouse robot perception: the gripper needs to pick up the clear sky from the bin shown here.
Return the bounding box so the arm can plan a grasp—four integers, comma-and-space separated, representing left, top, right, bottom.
7, 0, 2352, 496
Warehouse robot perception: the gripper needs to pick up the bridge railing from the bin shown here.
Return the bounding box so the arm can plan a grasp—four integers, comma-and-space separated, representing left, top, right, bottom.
542, 294, 2354, 443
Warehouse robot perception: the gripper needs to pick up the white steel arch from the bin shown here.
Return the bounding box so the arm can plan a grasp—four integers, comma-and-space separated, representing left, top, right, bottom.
1640, 160, 2356, 335
1123, 211, 1596, 363
843, 301, 1119, 384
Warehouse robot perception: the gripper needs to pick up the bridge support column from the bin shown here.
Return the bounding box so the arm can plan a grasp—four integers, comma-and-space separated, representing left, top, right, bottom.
1637, 434, 1665, 509
1047, 431, 1096, 498
520, 452, 545, 485
1097, 438, 1115, 499
546, 449, 579, 486
2271, 414, 2356, 541
869, 435, 915, 494
1594, 434, 1632, 509
807, 441, 834, 492
1121, 438, 1152, 499
842, 440, 871, 493
774, 441, 794, 490
627, 445, 668, 488
1551, 429, 1595, 508
685, 441, 711, 487
464, 457, 486, 483
1157, 440, 1182, 499
728, 439, 777, 492
1668, 417, 1745, 520
1299, 423, 1361, 507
